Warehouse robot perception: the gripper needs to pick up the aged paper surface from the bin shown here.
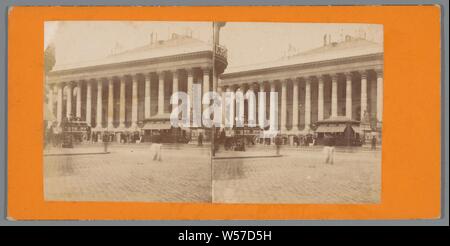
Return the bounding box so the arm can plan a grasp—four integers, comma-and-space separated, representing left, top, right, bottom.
43, 21, 382, 204
8, 6, 440, 220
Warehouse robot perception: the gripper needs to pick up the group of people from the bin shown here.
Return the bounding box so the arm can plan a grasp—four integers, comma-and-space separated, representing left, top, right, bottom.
213, 129, 258, 152
90, 132, 143, 144
293, 135, 316, 147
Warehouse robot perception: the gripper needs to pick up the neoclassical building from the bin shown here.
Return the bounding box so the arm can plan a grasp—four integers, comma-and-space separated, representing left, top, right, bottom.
219, 35, 383, 142
46, 33, 227, 142
46, 32, 383, 144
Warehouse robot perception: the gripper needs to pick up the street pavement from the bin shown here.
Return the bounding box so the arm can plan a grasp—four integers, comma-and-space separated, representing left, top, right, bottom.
213, 146, 381, 204
44, 143, 211, 202
44, 143, 381, 204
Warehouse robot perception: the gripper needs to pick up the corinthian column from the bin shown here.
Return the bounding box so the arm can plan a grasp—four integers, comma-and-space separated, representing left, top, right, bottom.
107, 78, 114, 129
331, 74, 338, 117
236, 85, 245, 127
187, 69, 194, 108
376, 69, 383, 122
304, 78, 311, 130
158, 71, 165, 115
202, 67, 210, 119
258, 82, 268, 129
144, 73, 151, 119
269, 81, 277, 136
345, 72, 352, 119
292, 79, 299, 131
119, 76, 126, 128
225, 86, 234, 127
202, 67, 210, 96
280, 79, 287, 131
318, 76, 324, 121
76, 81, 82, 118
247, 84, 256, 127
172, 70, 179, 106
66, 83, 73, 118
96, 79, 103, 129
131, 75, 138, 128
86, 80, 92, 126
360, 71, 368, 120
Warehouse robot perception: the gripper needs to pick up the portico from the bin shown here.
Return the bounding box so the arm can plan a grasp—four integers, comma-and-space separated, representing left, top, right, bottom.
219, 36, 383, 140
46, 34, 227, 142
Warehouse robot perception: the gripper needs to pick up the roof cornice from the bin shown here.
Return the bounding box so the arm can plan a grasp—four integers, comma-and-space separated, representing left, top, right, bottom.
48, 50, 217, 77
221, 53, 383, 79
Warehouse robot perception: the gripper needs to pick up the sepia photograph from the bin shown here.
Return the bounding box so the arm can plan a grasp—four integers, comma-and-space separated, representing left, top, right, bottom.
43, 21, 215, 202
212, 22, 383, 204
43, 21, 383, 204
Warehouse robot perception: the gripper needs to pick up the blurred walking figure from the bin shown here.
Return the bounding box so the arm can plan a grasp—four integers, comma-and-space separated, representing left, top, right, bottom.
323, 135, 335, 164
102, 133, 109, 153
274, 134, 282, 156
198, 133, 203, 146
371, 136, 377, 150
151, 136, 162, 161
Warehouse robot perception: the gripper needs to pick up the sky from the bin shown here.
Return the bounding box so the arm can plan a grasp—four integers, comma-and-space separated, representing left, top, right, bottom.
45, 21, 383, 70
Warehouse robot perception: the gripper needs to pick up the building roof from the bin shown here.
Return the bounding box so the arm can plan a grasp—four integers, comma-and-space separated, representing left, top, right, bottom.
224, 37, 383, 75
316, 125, 347, 133
51, 34, 212, 72
147, 113, 172, 120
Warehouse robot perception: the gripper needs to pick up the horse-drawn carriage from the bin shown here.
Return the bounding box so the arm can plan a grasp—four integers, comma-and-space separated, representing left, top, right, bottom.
60, 117, 90, 148
219, 125, 259, 151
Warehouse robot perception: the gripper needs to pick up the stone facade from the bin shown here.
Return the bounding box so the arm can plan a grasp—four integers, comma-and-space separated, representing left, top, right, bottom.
46, 34, 227, 142
219, 37, 383, 136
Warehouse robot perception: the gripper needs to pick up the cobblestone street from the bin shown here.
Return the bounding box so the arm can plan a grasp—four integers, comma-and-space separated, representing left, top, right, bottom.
44, 144, 380, 204
213, 147, 381, 204
44, 144, 211, 202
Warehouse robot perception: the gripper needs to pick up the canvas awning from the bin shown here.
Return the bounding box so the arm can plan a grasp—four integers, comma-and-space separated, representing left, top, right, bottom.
359, 123, 372, 131
315, 125, 347, 133
142, 122, 172, 130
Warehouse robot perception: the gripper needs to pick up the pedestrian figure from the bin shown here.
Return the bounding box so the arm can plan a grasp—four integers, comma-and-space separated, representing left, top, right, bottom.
198, 133, 203, 146
371, 136, 377, 150
102, 133, 109, 153
275, 134, 282, 156
323, 135, 335, 164
152, 136, 162, 161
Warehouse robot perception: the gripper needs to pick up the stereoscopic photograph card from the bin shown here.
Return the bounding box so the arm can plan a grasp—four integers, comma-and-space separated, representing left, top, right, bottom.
43, 21, 382, 204
7, 6, 441, 220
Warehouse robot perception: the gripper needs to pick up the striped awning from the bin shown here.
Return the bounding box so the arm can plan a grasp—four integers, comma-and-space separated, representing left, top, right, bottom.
315, 125, 347, 133
359, 123, 372, 131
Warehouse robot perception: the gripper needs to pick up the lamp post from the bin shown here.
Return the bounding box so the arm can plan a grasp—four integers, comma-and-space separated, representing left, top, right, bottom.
211, 22, 226, 157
